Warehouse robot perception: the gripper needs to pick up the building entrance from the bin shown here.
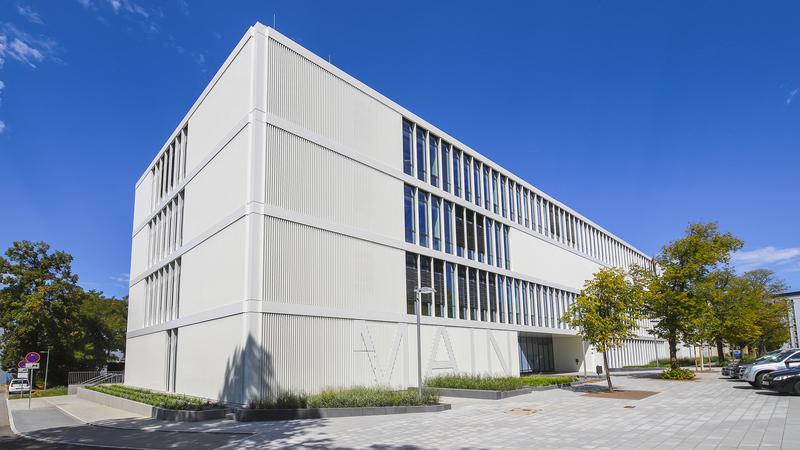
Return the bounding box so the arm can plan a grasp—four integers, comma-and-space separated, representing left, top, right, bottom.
519, 335, 554, 373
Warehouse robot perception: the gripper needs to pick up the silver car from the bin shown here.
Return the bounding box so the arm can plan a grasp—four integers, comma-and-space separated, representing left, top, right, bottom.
8, 378, 30, 394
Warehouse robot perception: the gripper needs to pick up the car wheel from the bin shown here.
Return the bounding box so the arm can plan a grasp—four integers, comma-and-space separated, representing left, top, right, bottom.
748, 381, 757, 387
754, 372, 766, 389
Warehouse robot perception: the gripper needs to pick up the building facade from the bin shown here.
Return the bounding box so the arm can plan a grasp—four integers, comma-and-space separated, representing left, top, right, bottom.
125, 23, 667, 405
778, 291, 800, 348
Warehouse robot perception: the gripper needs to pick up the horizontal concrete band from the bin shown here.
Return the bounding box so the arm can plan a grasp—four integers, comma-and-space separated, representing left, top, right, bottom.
234, 403, 451, 421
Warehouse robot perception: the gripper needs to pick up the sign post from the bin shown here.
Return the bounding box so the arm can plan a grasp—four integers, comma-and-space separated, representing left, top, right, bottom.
24, 353, 40, 409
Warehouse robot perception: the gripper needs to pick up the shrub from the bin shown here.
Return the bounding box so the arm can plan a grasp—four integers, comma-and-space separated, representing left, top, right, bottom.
88, 384, 221, 410
425, 374, 576, 391
248, 387, 439, 409
660, 368, 696, 380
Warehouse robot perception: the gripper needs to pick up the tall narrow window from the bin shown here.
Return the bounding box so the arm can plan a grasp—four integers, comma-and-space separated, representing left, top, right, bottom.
495, 222, 503, 268
466, 210, 476, 260
506, 278, 514, 324
418, 191, 428, 247
523, 190, 530, 228
500, 176, 508, 217
521, 281, 529, 325
489, 274, 498, 322
492, 172, 499, 213
458, 266, 468, 319
420, 257, 432, 316
405, 253, 418, 314
515, 280, 521, 325
486, 218, 494, 265
434, 259, 444, 317
453, 150, 462, 197
509, 181, 516, 221
442, 143, 451, 192
504, 225, 511, 269
429, 134, 439, 187
498, 275, 506, 323
476, 214, 486, 262
473, 162, 482, 207
479, 271, 488, 321
431, 196, 441, 251
403, 121, 414, 175
416, 127, 427, 182
537, 197, 543, 234
444, 201, 453, 254
446, 262, 455, 318
483, 167, 490, 210
516, 187, 523, 225
463, 155, 472, 201
468, 268, 479, 321
455, 205, 465, 257
404, 185, 415, 243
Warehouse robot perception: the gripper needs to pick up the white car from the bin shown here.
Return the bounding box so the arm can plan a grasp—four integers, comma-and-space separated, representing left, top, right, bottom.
8, 378, 31, 394
743, 349, 800, 388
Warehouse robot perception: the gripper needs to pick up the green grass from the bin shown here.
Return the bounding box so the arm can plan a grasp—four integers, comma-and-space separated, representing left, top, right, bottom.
88, 384, 222, 411
248, 387, 440, 409
424, 374, 577, 391
8, 386, 68, 400
624, 356, 719, 369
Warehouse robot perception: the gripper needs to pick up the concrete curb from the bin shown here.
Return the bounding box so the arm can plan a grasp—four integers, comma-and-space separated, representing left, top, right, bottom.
77, 387, 226, 422
426, 380, 587, 399
234, 403, 451, 421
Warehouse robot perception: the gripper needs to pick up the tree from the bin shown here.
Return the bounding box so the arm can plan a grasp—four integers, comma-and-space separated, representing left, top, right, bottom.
0, 241, 82, 386
562, 267, 643, 392
742, 270, 789, 354
638, 222, 742, 370
698, 270, 761, 360
0, 241, 128, 386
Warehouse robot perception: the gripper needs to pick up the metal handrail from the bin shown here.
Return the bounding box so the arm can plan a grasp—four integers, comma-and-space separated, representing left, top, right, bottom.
68, 371, 125, 385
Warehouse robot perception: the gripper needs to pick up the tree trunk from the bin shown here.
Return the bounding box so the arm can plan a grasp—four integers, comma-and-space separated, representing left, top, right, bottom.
603, 352, 613, 392
758, 341, 766, 356
669, 337, 679, 370
716, 339, 725, 363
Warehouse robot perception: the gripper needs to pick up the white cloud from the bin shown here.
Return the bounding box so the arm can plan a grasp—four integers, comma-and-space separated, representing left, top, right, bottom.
0, 23, 59, 69
0, 79, 5, 106
787, 88, 799, 105
107, 0, 149, 18
17, 5, 44, 25
0, 120, 5, 134
733, 246, 800, 269
77, 0, 92, 7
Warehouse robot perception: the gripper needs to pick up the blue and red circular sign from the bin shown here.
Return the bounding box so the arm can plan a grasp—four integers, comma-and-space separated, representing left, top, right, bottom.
17, 361, 26, 369
25, 352, 40, 363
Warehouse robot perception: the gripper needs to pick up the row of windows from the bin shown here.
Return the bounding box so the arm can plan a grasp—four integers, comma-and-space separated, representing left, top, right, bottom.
151, 125, 188, 210
144, 259, 181, 328
402, 120, 650, 271
147, 191, 184, 267
404, 184, 511, 269
405, 252, 576, 330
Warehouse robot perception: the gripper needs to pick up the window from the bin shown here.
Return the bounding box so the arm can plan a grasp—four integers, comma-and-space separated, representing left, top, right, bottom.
405, 253, 417, 314
453, 150, 462, 197
479, 271, 488, 321
431, 195, 442, 251
463, 155, 472, 201
442, 143, 451, 192
446, 262, 455, 318
536, 197, 543, 234
489, 274, 498, 322
403, 120, 413, 175
466, 211, 476, 260
509, 181, 516, 221
455, 205, 465, 257
494, 222, 503, 268
419, 257, 433, 316
429, 134, 439, 187
516, 187, 523, 225
506, 278, 514, 324
521, 281, 529, 325
434, 259, 444, 317
444, 201, 453, 254
483, 167, 490, 210
523, 190, 530, 228
416, 127, 426, 182
458, 266, 468, 319
476, 214, 486, 262
500, 176, 507, 217
492, 172, 499, 213
486, 218, 494, 265
473, 161, 481, 207
498, 275, 506, 323
468, 268, 479, 320
418, 191, 428, 247
504, 225, 511, 269
404, 185, 415, 243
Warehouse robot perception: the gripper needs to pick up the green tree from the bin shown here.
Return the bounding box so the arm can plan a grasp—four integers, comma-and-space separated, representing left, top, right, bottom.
0, 241, 82, 386
637, 223, 742, 370
742, 270, 789, 354
74, 291, 128, 370
562, 267, 644, 392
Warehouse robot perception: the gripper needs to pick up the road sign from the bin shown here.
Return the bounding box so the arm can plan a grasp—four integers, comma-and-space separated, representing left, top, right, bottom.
18, 368, 28, 373
24, 362, 39, 369
25, 352, 41, 363
16, 372, 28, 379
17, 361, 26, 369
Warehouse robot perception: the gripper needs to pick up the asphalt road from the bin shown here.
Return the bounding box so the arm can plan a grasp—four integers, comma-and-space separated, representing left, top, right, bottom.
0, 386, 94, 449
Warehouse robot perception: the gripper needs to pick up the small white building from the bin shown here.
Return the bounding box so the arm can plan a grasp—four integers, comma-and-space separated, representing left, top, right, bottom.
124, 23, 667, 405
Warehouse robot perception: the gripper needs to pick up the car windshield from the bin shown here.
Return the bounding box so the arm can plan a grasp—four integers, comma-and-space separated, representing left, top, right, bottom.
760, 350, 795, 362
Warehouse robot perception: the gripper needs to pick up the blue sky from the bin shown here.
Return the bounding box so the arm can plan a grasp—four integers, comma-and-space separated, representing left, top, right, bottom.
1, 1, 798, 297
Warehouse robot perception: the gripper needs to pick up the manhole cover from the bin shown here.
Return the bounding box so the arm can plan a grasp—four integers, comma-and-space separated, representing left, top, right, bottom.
505, 407, 539, 416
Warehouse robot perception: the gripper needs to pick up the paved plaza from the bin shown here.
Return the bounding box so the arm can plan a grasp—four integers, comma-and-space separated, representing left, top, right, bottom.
5, 370, 800, 449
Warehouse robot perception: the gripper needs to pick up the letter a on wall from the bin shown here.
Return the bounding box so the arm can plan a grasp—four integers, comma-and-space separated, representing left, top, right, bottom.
426, 327, 459, 377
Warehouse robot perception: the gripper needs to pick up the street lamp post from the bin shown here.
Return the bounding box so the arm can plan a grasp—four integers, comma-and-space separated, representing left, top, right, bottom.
414, 286, 435, 396
40, 347, 51, 390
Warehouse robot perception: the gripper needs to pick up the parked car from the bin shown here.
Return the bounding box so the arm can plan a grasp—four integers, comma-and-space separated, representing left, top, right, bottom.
733, 350, 783, 379
762, 367, 800, 395
743, 349, 800, 388
722, 360, 741, 377
8, 378, 30, 394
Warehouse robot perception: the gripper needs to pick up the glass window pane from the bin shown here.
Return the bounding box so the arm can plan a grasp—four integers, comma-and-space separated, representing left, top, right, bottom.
453, 150, 462, 197
444, 201, 453, 254
483, 167, 490, 210
458, 266, 468, 319
466, 210, 476, 260
468, 268, 478, 321
416, 127, 426, 182
489, 274, 498, 322
446, 262, 455, 318
486, 218, 494, 265
473, 161, 481, 206
463, 155, 472, 201
404, 185, 415, 244
479, 271, 488, 321
476, 214, 486, 262
434, 259, 444, 317
418, 191, 428, 247
455, 204, 465, 257
431, 195, 441, 251
492, 171, 499, 214
429, 134, 439, 187
402, 121, 413, 175
504, 225, 511, 269
405, 253, 417, 314
442, 143, 451, 192
498, 275, 506, 323
420, 257, 432, 316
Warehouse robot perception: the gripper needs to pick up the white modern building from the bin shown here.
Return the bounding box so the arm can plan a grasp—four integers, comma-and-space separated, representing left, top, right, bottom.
125, 23, 668, 405
778, 291, 800, 348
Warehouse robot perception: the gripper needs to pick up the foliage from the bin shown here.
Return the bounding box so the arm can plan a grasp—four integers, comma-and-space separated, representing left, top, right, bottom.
623, 356, 719, 369
425, 374, 576, 391
636, 223, 743, 370
0, 241, 127, 386
562, 267, 644, 391
88, 384, 222, 410
249, 387, 440, 409
7, 386, 69, 400
743, 270, 789, 353
660, 368, 696, 380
